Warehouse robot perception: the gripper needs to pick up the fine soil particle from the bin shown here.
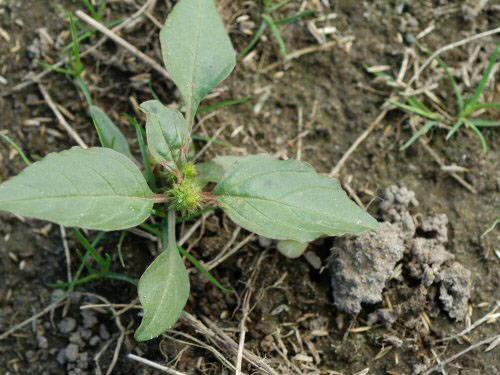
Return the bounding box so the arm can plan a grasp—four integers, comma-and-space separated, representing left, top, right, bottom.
0, 0, 499, 374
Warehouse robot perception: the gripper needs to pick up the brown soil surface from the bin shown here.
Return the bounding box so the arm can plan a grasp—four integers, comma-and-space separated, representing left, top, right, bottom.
0, 1, 499, 374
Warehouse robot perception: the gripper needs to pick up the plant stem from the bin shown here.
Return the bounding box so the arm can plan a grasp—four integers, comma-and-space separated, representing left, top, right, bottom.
168, 209, 177, 249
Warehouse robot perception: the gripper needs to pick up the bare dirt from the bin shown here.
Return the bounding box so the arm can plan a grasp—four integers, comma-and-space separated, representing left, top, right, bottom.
0, 0, 499, 374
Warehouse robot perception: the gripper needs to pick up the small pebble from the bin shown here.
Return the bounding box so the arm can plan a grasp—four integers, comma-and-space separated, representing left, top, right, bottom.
36, 330, 48, 349
50, 289, 65, 303
258, 236, 272, 248
25, 350, 35, 360
56, 349, 67, 365
65, 344, 79, 362
77, 352, 89, 369
79, 328, 92, 341
58, 317, 77, 333
69, 331, 83, 345
99, 324, 110, 340
89, 336, 100, 346
81, 310, 98, 328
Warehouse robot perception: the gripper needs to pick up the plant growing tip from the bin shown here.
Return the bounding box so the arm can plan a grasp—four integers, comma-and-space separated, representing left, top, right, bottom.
0, 0, 379, 343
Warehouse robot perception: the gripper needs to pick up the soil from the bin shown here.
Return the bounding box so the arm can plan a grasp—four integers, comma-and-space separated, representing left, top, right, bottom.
0, 0, 499, 374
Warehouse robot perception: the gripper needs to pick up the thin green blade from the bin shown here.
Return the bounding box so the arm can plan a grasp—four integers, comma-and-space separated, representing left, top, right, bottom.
89, 105, 133, 160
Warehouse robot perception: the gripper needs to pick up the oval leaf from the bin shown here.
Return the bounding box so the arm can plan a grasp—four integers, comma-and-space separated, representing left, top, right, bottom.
141, 100, 188, 169
214, 154, 379, 242
0, 147, 155, 231
160, 0, 236, 120
277, 240, 308, 259
90, 105, 133, 159
135, 243, 190, 341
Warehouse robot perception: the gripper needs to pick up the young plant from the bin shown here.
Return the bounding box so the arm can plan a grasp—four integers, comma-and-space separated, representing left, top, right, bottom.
0, 0, 378, 341
372, 40, 500, 153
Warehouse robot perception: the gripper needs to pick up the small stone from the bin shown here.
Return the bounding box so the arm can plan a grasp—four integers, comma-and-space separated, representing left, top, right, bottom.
69, 332, 83, 345
50, 289, 65, 303
65, 344, 79, 362
383, 335, 403, 348
89, 336, 100, 346
81, 309, 98, 328
79, 328, 92, 341
367, 308, 398, 325
77, 352, 89, 369
25, 350, 36, 360
258, 236, 272, 248
36, 330, 48, 349
58, 317, 77, 333
56, 349, 67, 365
99, 324, 110, 340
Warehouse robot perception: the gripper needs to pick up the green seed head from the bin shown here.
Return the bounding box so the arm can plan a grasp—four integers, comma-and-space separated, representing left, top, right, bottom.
182, 161, 198, 179
170, 178, 204, 214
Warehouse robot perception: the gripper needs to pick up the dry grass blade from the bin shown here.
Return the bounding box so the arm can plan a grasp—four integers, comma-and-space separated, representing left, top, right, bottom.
0, 298, 66, 340
127, 354, 187, 375
39, 83, 88, 148
408, 26, 500, 86
423, 334, 500, 375
329, 109, 388, 177
75, 10, 170, 80
437, 301, 500, 343
181, 312, 280, 375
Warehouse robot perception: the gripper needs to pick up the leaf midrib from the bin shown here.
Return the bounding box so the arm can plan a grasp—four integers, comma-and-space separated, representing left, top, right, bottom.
218, 191, 355, 224
0, 193, 155, 203
187, 3, 202, 121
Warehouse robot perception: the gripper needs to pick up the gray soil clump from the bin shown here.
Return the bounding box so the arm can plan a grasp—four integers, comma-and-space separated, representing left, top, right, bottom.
330, 222, 405, 314
330, 185, 473, 321
437, 262, 472, 320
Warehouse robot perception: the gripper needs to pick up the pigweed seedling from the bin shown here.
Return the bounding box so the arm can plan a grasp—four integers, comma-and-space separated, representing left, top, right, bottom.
0, 0, 378, 341
371, 39, 500, 153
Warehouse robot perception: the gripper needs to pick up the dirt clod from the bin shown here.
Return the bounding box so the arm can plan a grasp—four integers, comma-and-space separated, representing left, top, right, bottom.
408, 238, 454, 287
330, 222, 405, 314
330, 185, 473, 324
437, 262, 473, 321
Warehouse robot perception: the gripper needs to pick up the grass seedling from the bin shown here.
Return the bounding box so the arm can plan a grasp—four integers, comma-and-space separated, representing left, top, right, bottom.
482, 216, 499, 238
0, 0, 378, 341
372, 40, 500, 153
240, 0, 317, 58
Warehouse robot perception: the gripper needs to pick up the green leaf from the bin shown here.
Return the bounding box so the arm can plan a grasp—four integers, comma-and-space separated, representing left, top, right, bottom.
388, 99, 439, 121
400, 121, 437, 151
89, 106, 133, 159
0, 147, 155, 231
141, 100, 189, 169
160, 0, 236, 122
469, 118, 500, 127
262, 14, 287, 58
197, 155, 243, 185
134, 242, 190, 341
214, 154, 379, 242
277, 240, 308, 258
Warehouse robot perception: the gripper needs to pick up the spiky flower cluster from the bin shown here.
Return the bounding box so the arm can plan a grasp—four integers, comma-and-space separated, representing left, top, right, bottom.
169, 163, 203, 215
